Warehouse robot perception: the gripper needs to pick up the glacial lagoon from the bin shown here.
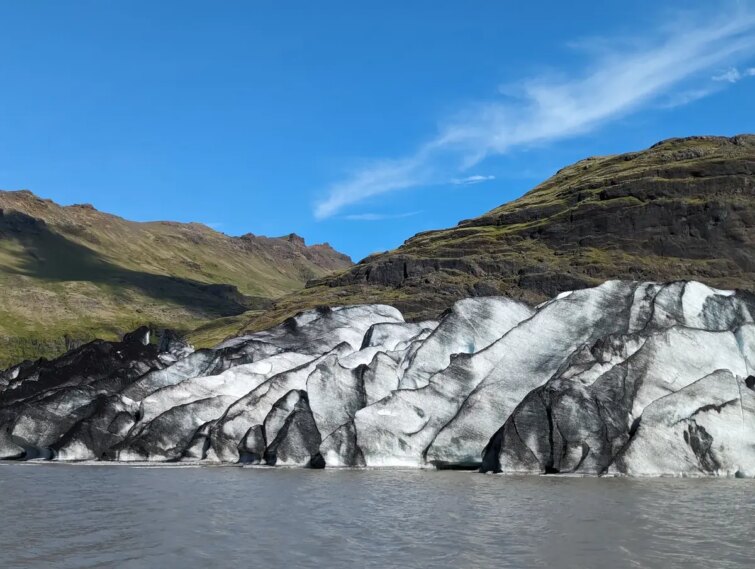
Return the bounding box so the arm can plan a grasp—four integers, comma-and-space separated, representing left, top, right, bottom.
1, 463, 752, 569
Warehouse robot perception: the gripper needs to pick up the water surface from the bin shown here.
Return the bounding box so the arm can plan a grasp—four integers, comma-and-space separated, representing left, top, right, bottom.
0, 463, 752, 568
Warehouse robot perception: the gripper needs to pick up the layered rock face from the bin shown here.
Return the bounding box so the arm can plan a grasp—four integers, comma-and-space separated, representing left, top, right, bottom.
328, 136, 755, 308
1, 281, 753, 477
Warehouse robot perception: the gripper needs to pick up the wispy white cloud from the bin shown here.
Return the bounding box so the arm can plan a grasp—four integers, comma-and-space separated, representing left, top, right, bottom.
450, 174, 496, 185
314, 5, 755, 219
712, 66, 755, 82
659, 86, 723, 109
204, 221, 224, 230
343, 211, 422, 221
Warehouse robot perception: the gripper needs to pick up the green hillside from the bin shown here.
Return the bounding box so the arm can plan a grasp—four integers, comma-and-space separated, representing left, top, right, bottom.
0, 190, 351, 366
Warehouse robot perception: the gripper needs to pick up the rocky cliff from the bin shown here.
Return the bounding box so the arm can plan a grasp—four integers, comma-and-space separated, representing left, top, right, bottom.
2, 280, 753, 477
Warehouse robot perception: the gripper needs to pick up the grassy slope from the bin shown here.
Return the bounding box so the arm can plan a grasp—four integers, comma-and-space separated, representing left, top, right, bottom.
0, 190, 351, 366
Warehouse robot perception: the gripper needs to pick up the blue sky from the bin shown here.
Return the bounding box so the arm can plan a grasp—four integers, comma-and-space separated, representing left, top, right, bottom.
1, 1, 754, 261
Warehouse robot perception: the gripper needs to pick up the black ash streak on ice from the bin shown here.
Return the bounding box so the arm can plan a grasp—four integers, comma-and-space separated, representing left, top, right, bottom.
1, 280, 754, 477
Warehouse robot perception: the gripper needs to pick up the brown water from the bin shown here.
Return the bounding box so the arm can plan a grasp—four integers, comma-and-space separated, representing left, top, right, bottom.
0, 463, 752, 568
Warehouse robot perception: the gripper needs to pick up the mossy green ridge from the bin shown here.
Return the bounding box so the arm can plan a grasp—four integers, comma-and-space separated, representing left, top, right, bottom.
0, 190, 351, 366
210, 135, 754, 342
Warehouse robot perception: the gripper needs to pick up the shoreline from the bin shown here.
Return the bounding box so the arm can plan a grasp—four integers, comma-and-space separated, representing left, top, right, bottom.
2, 460, 753, 479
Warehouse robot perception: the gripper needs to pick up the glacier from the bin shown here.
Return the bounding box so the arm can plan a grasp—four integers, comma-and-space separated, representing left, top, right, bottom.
1, 280, 753, 477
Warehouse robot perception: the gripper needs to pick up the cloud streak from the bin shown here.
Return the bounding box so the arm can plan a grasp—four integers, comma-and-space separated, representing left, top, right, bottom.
712, 66, 755, 82
450, 175, 496, 185
314, 6, 755, 219
343, 211, 422, 221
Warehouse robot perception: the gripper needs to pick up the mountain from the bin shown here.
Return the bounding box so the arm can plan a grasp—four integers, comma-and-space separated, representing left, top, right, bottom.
2, 280, 753, 477
3, 135, 753, 361
217, 135, 754, 340
0, 190, 351, 366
